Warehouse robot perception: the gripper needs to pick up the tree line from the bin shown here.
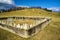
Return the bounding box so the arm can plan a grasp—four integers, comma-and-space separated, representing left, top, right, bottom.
0, 7, 52, 13
0, 7, 25, 13
43, 8, 52, 12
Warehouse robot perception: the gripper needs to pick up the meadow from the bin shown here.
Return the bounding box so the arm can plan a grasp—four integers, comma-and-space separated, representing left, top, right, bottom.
0, 8, 60, 40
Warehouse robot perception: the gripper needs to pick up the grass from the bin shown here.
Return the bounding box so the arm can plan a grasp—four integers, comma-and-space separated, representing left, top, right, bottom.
0, 9, 52, 17
13, 19, 36, 25
0, 8, 60, 40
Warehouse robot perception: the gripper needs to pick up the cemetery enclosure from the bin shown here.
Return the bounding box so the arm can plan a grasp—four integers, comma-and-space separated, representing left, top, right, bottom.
0, 16, 51, 38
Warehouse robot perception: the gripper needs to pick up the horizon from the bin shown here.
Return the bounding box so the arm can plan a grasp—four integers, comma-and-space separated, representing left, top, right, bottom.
0, 0, 60, 12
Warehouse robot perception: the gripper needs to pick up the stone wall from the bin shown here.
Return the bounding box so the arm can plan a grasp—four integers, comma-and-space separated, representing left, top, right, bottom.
0, 17, 51, 38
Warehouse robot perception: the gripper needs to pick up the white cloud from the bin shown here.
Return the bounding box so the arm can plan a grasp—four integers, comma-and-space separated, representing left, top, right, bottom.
47, 7, 60, 12
17, 5, 30, 8
0, 0, 15, 5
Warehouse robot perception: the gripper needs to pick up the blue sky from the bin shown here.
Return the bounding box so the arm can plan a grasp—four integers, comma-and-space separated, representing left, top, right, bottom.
14, 0, 60, 8
0, 0, 60, 11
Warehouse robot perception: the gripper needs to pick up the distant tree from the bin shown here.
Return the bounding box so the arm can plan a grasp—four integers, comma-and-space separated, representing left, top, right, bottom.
43, 8, 52, 12
0, 9, 5, 13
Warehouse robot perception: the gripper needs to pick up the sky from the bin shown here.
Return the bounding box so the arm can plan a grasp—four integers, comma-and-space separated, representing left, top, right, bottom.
14, 0, 60, 8
0, 0, 60, 11
0, 0, 14, 4
14, 0, 60, 11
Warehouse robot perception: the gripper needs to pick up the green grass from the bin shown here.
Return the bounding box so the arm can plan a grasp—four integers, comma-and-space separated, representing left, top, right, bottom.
0, 8, 60, 40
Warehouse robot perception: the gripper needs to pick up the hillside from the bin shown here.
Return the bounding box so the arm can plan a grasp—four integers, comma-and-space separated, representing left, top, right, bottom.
0, 8, 59, 17
0, 8, 60, 40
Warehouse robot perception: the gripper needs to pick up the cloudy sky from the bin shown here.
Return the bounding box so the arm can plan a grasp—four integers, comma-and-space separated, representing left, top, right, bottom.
0, 0, 14, 4
0, 0, 60, 11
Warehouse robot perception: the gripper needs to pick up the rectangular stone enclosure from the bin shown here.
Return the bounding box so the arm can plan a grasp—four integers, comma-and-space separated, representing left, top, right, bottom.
0, 16, 51, 38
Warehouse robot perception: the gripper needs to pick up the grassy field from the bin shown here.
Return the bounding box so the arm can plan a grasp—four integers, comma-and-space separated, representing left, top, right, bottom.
0, 8, 60, 40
